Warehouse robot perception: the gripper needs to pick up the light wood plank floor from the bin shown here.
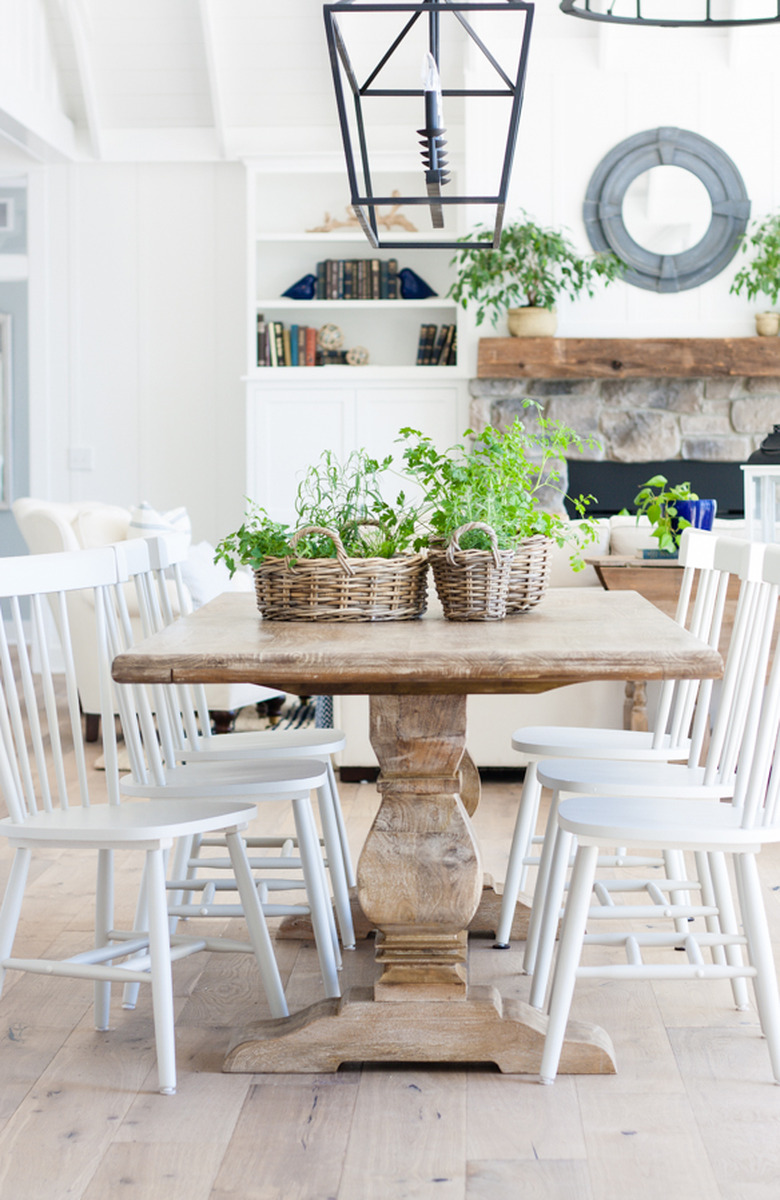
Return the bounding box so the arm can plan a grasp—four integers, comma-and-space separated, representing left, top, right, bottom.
1, 737, 779, 1200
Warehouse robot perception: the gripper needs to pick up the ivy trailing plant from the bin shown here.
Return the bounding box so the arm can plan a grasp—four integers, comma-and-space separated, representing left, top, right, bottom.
448, 212, 623, 326
215, 448, 423, 573
399, 402, 601, 570
633, 474, 698, 554
730, 212, 780, 308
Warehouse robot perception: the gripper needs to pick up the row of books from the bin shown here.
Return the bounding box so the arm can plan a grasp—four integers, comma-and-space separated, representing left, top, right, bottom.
257, 320, 319, 367
416, 323, 457, 366
316, 258, 400, 300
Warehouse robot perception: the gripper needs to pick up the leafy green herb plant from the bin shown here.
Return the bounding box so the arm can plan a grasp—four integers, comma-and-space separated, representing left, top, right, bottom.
633, 475, 698, 553
730, 213, 780, 309
215, 448, 423, 574
448, 212, 623, 327
399, 402, 600, 570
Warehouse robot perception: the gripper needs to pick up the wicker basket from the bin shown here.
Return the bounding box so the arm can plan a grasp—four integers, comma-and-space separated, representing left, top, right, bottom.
428, 522, 514, 621
506, 535, 553, 614
253, 526, 428, 622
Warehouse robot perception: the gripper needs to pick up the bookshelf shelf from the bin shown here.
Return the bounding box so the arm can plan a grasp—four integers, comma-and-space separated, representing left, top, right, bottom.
257, 298, 457, 311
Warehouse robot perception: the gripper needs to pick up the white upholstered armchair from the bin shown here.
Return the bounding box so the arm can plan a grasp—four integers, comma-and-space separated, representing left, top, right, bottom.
12, 498, 283, 740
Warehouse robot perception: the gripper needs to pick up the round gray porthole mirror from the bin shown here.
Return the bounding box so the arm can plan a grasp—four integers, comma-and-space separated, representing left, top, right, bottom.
584, 127, 750, 292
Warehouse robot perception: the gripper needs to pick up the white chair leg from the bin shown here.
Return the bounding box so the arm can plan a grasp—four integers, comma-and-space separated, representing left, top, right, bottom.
94, 848, 113, 1031
224, 828, 289, 1018
495, 761, 541, 947
662, 847, 691, 933
292, 796, 341, 999
145, 847, 177, 1096
707, 849, 750, 1011
529, 827, 574, 1011
694, 850, 728, 968
327, 758, 355, 889
122, 859, 150, 1011
166, 835, 194, 929
316, 782, 356, 950
735, 852, 780, 1084
539, 842, 599, 1086
0, 848, 31, 998
523, 788, 562, 975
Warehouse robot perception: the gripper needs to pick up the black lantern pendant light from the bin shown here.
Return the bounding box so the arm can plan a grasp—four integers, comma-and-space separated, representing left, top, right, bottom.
323, 1, 535, 249
560, 1, 780, 28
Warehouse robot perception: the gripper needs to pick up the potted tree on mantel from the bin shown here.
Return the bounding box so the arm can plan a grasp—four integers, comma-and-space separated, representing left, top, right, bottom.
448, 211, 623, 337
730, 212, 780, 336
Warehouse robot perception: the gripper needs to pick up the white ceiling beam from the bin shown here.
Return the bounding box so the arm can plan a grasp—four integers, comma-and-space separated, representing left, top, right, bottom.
197, 0, 227, 159
61, 0, 104, 160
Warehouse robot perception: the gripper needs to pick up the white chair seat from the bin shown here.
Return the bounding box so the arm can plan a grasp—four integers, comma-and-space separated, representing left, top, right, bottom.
536, 758, 733, 799
177, 727, 346, 761
556, 795, 765, 850
119, 757, 329, 800
513, 726, 690, 761
0, 799, 259, 845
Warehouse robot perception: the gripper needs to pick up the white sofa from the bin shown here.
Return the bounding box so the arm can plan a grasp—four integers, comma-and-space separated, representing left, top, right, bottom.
334, 515, 744, 772
12, 498, 282, 740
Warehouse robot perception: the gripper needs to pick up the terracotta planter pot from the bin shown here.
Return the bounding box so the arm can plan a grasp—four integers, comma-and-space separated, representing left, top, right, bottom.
506, 306, 557, 337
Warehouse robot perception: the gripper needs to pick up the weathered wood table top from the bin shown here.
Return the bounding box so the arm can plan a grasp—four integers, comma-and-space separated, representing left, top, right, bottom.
112, 587, 723, 695
112, 587, 722, 1078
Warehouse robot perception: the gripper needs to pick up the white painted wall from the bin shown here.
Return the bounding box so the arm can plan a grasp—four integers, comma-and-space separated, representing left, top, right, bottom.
29, 160, 247, 546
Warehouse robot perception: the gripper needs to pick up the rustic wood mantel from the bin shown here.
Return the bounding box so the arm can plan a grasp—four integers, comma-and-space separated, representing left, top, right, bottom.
477, 337, 780, 380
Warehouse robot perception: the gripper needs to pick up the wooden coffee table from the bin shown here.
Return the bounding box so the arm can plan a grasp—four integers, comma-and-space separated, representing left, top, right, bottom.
112, 589, 722, 1076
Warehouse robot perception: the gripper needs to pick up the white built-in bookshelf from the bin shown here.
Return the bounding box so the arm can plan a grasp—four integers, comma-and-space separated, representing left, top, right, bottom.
243, 160, 470, 523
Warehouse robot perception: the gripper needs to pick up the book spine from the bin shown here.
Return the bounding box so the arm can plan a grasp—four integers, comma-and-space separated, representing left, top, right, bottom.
282, 326, 292, 367
257, 316, 266, 366
379, 260, 389, 299
305, 325, 317, 366
371, 258, 380, 300
337, 259, 345, 300
297, 325, 306, 366
432, 325, 447, 365
316, 261, 326, 300
289, 324, 299, 367
447, 326, 457, 365
387, 258, 399, 299
268, 321, 278, 367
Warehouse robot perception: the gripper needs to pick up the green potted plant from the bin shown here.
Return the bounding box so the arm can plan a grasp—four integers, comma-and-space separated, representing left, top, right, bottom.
448, 212, 623, 337
399, 403, 600, 618
730, 212, 780, 336
633, 474, 716, 557
215, 449, 428, 621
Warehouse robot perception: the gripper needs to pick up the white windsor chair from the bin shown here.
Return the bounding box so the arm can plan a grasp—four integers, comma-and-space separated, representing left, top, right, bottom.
496, 527, 730, 955
0, 547, 292, 1095
109, 537, 342, 1011
536, 541, 780, 1084
139, 533, 355, 951
525, 535, 764, 1013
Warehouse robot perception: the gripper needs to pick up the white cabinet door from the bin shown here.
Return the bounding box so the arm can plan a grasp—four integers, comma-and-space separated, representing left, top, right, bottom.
354, 384, 468, 463
246, 379, 469, 525
246, 385, 355, 524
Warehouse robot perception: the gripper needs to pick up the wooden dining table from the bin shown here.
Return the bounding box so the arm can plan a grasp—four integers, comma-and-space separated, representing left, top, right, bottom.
112, 587, 722, 1076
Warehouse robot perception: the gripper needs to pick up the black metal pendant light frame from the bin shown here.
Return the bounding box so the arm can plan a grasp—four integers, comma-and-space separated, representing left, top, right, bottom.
323, 0, 534, 249
560, 0, 780, 28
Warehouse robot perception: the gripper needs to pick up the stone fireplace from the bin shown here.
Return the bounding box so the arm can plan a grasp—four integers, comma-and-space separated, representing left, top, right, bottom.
470, 337, 780, 517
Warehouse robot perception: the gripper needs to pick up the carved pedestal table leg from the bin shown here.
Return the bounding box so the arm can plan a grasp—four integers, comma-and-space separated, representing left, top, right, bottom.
223, 694, 615, 1075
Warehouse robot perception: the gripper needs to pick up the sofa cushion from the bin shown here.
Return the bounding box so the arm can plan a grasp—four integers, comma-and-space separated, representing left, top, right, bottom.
608, 515, 656, 557
75, 504, 132, 548
180, 541, 242, 608
127, 502, 192, 546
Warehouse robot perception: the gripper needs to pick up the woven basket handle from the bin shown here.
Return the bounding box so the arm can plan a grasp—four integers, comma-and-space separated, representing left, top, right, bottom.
288, 526, 355, 576
447, 522, 503, 569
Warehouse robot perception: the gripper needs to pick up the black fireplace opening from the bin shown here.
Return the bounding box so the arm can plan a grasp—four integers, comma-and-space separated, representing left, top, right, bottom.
563, 460, 745, 521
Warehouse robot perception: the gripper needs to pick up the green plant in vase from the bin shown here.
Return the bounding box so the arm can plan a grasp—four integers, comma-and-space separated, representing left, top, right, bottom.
730, 212, 780, 335
448, 212, 623, 336
633, 475, 700, 555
